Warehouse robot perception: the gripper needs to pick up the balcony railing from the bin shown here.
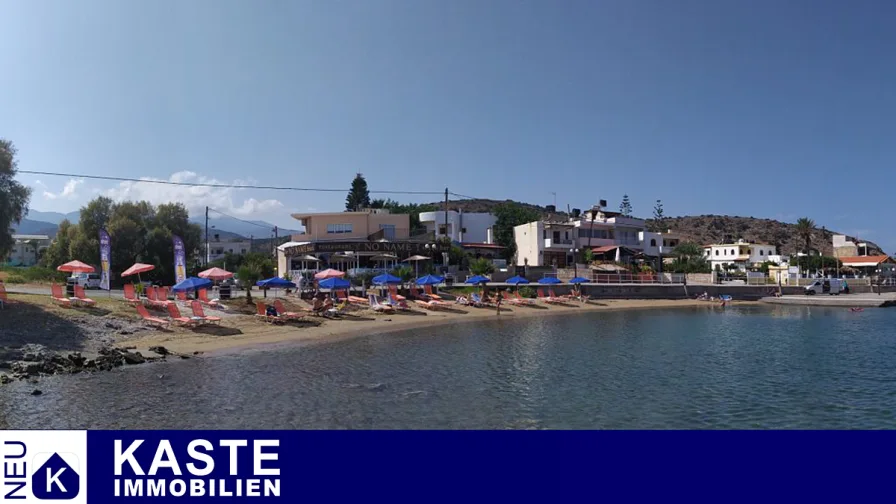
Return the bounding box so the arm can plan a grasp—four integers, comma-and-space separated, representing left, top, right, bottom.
545, 238, 574, 248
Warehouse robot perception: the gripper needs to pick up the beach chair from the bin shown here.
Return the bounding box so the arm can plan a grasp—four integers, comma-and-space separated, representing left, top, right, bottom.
123, 284, 143, 306
385, 293, 410, 311
50, 284, 72, 308
167, 303, 197, 327
191, 301, 221, 324
158, 287, 170, 303
387, 285, 406, 301
197, 289, 221, 309
409, 285, 427, 300
469, 293, 490, 307
537, 288, 563, 304
550, 288, 572, 300
423, 285, 443, 300
73, 285, 96, 308
135, 304, 170, 328
368, 294, 394, 313
414, 299, 441, 310
273, 299, 306, 320
501, 291, 523, 306
176, 291, 189, 304
513, 291, 536, 305
336, 289, 367, 306
255, 301, 285, 324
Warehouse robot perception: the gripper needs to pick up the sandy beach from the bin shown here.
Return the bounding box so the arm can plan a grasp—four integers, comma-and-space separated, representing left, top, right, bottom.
0, 291, 742, 378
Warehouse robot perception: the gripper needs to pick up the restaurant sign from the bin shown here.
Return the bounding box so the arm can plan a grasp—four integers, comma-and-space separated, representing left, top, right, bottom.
284, 241, 445, 256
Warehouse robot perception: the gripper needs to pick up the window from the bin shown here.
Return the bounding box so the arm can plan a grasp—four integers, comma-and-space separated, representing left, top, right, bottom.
715, 250, 719, 256
379, 224, 396, 240
439, 225, 448, 235
759, 250, 764, 256
326, 223, 353, 234
461, 227, 467, 234
650, 239, 657, 247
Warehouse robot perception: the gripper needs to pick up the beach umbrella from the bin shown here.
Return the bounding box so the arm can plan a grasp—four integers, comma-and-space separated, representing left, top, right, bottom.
121, 262, 155, 285
416, 274, 444, 285
506, 275, 529, 285
465, 275, 490, 284
318, 277, 351, 290
538, 277, 562, 284
172, 277, 212, 293
256, 277, 296, 289
57, 260, 95, 273
403, 255, 431, 277
314, 268, 346, 280
569, 277, 589, 284
198, 267, 233, 281
372, 273, 402, 285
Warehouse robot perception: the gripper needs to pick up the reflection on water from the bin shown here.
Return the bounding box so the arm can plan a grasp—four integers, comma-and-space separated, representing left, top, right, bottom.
3, 305, 896, 429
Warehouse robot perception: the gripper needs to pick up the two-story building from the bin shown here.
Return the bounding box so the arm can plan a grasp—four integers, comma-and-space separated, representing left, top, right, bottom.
207, 234, 252, 263
5, 234, 51, 266
703, 240, 778, 272
276, 209, 447, 277
418, 210, 496, 244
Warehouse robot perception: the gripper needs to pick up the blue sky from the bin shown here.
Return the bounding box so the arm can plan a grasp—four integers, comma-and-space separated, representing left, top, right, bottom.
2, 1, 894, 250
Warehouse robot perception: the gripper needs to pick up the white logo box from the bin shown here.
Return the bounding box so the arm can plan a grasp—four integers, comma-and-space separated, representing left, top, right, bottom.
1, 430, 87, 504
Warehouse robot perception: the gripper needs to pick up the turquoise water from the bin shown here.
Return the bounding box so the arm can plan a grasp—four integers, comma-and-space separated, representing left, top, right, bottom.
3, 305, 896, 429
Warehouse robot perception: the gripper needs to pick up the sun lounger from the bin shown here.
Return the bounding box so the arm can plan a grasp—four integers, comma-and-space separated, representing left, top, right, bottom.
255, 301, 285, 324
176, 291, 188, 303
423, 285, 443, 300
51, 284, 72, 308
197, 289, 221, 309
144, 287, 168, 309
74, 285, 96, 308
469, 293, 491, 307
550, 288, 572, 300
409, 285, 428, 300
385, 294, 410, 310
136, 304, 170, 328
414, 299, 443, 310
273, 300, 306, 320
537, 288, 563, 304
191, 301, 221, 324
368, 294, 394, 313
167, 303, 198, 327
513, 291, 535, 305
336, 290, 366, 305
501, 291, 524, 305
123, 284, 143, 306
387, 285, 406, 301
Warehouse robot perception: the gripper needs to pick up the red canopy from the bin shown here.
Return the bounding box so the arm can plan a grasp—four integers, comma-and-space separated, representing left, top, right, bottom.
121, 263, 155, 277
314, 268, 346, 280
57, 260, 95, 273
198, 267, 233, 281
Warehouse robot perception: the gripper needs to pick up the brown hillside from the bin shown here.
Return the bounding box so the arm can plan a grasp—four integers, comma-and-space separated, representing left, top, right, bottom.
437, 199, 883, 256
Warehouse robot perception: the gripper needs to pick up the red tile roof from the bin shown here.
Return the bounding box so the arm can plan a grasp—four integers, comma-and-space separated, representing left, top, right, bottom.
839, 255, 891, 265
460, 242, 504, 249
592, 245, 619, 253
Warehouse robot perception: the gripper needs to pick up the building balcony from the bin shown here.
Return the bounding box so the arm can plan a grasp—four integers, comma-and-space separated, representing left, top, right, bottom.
545, 238, 574, 248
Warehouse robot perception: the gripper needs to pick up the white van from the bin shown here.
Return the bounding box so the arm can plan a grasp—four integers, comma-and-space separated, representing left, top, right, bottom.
71, 273, 102, 289
804, 278, 842, 295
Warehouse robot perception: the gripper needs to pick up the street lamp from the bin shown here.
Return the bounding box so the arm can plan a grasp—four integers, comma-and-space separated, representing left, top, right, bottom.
570, 247, 579, 278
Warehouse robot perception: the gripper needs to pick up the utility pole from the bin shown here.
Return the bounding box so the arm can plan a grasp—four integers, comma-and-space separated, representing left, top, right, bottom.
274, 226, 278, 256
205, 206, 209, 266
444, 188, 449, 243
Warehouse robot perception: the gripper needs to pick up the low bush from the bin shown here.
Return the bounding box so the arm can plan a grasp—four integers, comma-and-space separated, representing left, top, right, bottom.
517, 286, 536, 298
4, 275, 26, 284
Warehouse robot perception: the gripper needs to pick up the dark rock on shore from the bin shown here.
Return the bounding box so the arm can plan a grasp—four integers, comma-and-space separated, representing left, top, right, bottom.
31, 389, 42, 396
2, 346, 169, 383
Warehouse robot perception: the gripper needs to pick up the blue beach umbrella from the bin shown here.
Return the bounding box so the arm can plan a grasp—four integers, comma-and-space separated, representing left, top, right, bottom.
538, 277, 562, 284
465, 275, 490, 284
372, 273, 402, 285
172, 277, 212, 292
506, 275, 529, 285
256, 277, 296, 288
416, 274, 444, 285
569, 277, 589, 284
318, 277, 351, 290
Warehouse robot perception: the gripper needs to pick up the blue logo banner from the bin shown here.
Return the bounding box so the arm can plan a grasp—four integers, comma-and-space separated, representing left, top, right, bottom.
0, 430, 884, 502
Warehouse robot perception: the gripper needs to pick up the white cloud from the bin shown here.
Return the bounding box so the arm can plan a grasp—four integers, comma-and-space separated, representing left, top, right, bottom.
103, 171, 284, 219
42, 178, 83, 200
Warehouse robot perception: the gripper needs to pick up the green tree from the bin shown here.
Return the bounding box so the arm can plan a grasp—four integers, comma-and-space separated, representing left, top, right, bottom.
0, 139, 32, 258
619, 194, 633, 216
370, 198, 437, 234
667, 242, 711, 273
345, 173, 371, 211
492, 202, 542, 261
649, 199, 666, 232
42, 219, 75, 268
582, 248, 594, 264
390, 265, 414, 283
469, 257, 496, 276
795, 217, 815, 254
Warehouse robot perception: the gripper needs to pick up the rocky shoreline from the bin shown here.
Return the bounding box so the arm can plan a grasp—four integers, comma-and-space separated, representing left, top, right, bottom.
0, 344, 198, 385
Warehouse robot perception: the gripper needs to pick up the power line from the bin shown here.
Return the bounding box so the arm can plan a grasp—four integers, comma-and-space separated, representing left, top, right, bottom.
449, 191, 484, 200
19, 170, 446, 196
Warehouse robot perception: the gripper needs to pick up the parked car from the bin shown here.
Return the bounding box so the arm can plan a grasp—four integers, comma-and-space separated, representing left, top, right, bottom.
71, 272, 102, 289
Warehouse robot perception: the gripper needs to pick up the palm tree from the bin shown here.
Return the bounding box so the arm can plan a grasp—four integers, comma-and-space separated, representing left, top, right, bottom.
795, 218, 815, 254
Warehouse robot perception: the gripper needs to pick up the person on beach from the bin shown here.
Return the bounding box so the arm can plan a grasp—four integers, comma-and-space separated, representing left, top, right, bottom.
495, 290, 502, 315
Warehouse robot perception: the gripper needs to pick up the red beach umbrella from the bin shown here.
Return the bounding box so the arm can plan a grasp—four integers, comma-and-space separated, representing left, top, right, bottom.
198, 267, 233, 281
57, 260, 95, 273
314, 268, 346, 280
121, 263, 155, 277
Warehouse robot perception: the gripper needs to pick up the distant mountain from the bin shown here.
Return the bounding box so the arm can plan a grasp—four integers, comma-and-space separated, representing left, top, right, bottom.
25, 209, 80, 224
188, 215, 301, 240
12, 218, 59, 237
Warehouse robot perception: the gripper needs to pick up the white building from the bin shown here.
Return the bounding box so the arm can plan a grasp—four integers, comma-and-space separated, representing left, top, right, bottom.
832, 234, 872, 258
5, 234, 51, 266
702, 240, 778, 272
207, 237, 252, 263
418, 210, 496, 243
513, 205, 680, 267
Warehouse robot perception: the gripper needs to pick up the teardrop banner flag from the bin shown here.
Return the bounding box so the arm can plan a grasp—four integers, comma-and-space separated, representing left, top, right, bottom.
173, 235, 186, 285
99, 229, 111, 291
